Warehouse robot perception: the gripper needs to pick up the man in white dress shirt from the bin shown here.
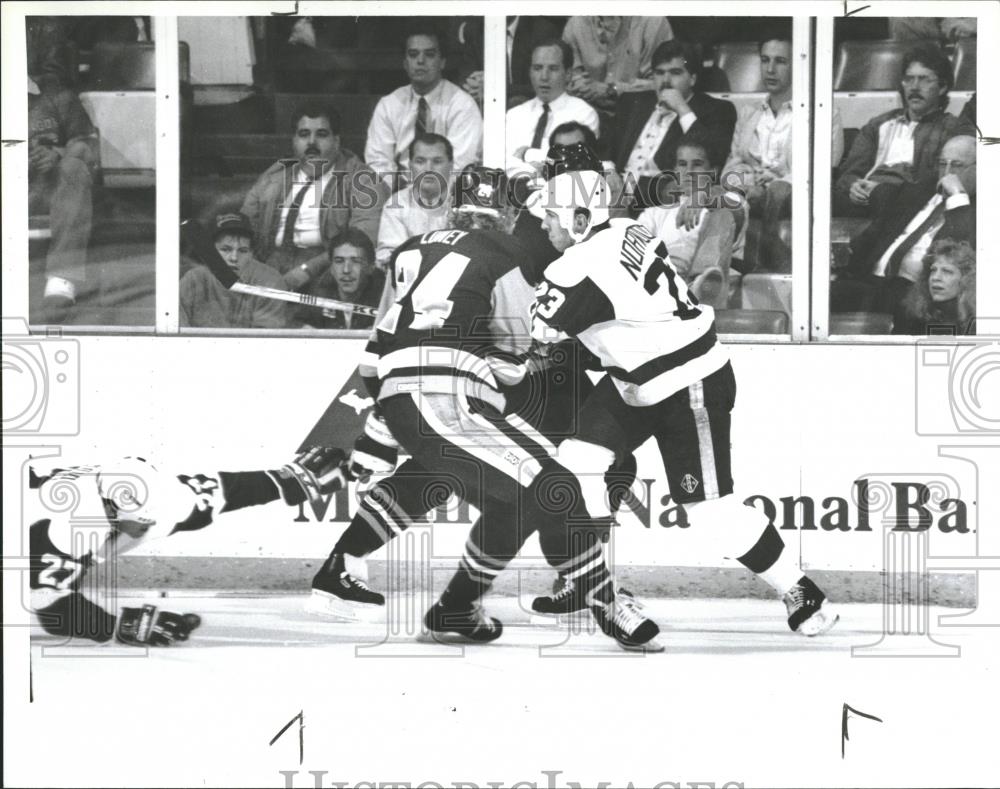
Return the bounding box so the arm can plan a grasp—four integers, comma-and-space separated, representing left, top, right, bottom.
365, 27, 483, 191
505, 38, 599, 177
375, 132, 454, 268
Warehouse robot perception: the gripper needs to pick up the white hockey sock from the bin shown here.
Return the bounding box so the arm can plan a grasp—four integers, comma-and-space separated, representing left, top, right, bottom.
756, 551, 805, 597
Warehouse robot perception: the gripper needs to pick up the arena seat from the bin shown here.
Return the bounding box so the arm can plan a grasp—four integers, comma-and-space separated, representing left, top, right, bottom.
829, 311, 894, 335
273, 48, 404, 94
87, 41, 190, 90
951, 37, 977, 91
705, 42, 764, 93
833, 92, 900, 131
714, 309, 789, 335
833, 40, 915, 92
740, 272, 792, 315
82, 42, 191, 188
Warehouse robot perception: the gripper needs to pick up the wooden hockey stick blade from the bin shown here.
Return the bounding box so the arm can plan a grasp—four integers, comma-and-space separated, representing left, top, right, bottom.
228, 283, 379, 317
180, 219, 377, 317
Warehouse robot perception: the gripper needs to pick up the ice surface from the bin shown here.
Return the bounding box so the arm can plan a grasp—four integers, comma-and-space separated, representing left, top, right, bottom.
11, 594, 999, 789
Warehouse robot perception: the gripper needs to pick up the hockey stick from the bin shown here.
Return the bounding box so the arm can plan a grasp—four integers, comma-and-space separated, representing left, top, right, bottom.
181, 220, 379, 318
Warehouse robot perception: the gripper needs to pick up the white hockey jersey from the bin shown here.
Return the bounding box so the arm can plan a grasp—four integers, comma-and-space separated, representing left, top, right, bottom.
28, 458, 223, 610
531, 218, 729, 406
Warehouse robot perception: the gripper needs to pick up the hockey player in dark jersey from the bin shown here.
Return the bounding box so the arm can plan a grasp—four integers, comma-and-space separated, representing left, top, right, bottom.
525, 148, 838, 636
311, 166, 661, 651
28, 447, 347, 645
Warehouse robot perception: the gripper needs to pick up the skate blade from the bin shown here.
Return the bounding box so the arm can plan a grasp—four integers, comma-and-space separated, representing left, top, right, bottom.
797, 603, 840, 636
415, 628, 499, 645
304, 590, 378, 621
617, 635, 665, 654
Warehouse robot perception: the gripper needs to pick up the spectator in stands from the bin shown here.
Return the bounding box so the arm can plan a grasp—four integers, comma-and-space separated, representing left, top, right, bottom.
961, 93, 976, 126
723, 32, 795, 272
562, 16, 674, 110
507, 16, 568, 106
505, 39, 599, 176
28, 71, 98, 322
889, 18, 976, 42
241, 102, 387, 292
892, 239, 976, 336
636, 131, 746, 309
376, 132, 454, 268
365, 27, 483, 190
448, 18, 484, 106
611, 39, 737, 210
296, 229, 386, 331
180, 212, 288, 330
27, 17, 73, 91
836, 135, 976, 314
833, 42, 974, 217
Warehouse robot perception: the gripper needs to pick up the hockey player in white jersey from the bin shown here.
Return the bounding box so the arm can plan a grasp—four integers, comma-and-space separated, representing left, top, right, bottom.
28, 447, 347, 645
526, 146, 838, 636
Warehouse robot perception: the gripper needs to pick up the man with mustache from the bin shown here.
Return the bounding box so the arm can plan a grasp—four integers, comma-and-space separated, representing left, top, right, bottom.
241, 102, 388, 292
833, 42, 974, 217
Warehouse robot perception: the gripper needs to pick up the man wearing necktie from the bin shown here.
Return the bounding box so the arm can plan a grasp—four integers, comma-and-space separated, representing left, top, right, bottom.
366, 27, 483, 191
504, 39, 599, 176
241, 102, 387, 292
835, 135, 976, 315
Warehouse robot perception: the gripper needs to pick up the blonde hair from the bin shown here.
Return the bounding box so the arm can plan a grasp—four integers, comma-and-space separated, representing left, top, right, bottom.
901, 238, 976, 328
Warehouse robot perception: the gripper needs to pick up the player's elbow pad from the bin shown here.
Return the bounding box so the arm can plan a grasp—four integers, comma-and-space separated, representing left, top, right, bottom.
350, 412, 399, 481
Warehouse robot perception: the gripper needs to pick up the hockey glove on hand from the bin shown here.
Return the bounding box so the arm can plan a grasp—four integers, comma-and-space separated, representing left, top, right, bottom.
280, 446, 350, 506
116, 605, 202, 646
350, 411, 399, 482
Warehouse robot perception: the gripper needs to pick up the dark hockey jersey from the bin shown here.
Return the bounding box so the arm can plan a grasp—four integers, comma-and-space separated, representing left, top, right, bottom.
531, 218, 729, 406
368, 229, 540, 407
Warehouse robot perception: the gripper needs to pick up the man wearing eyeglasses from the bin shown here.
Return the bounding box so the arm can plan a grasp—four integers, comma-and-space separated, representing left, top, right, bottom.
834, 135, 976, 315
833, 42, 974, 217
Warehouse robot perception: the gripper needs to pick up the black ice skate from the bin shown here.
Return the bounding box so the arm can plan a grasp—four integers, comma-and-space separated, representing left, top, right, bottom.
784, 575, 839, 636
532, 575, 638, 615
423, 600, 503, 643
590, 594, 664, 653
305, 553, 385, 620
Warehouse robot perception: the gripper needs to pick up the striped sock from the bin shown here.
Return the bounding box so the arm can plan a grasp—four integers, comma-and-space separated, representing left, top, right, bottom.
552, 536, 614, 606
334, 482, 425, 557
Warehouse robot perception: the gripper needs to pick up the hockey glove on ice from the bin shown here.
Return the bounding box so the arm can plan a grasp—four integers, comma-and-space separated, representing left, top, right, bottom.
116, 605, 202, 646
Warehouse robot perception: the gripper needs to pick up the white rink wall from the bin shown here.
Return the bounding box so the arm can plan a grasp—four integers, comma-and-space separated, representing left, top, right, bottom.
10, 337, 984, 581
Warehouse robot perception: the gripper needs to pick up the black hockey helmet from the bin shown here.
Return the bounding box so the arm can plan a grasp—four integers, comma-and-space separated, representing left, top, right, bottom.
543, 141, 603, 181
452, 165, 510, 218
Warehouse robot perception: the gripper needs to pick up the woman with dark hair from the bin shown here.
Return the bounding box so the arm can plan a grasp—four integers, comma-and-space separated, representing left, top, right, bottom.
893, 238, 976, 335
